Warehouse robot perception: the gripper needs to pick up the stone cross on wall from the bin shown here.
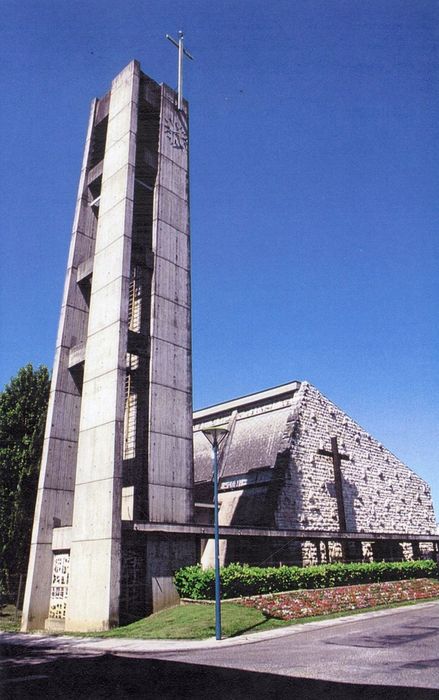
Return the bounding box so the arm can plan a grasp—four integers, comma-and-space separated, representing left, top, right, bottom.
318, 436, 350, 532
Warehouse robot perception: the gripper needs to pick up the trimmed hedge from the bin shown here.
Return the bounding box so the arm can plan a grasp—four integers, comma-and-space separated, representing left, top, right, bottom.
174, 560, 438, 600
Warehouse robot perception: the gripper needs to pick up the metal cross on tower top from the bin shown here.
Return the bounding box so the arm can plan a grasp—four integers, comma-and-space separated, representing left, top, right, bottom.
166, 31, 194, 111
318, 436, 350, 533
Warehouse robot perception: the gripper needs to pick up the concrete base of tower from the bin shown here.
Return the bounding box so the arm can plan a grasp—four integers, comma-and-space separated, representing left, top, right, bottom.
20, 542, 55, 632
119, 532, 198, 626
44, 618, 66, 633
64, 537, 122, 633
148, 534, 198, 613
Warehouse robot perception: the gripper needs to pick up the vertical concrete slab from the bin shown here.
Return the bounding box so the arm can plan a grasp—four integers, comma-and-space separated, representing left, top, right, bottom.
21, 99, 97, 632
148, 86, 193, 525
65, 61, 140, 632
145, 535, 197, 612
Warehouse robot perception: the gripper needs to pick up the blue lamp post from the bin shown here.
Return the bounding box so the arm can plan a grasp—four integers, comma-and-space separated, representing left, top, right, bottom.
201, 425, 229, 641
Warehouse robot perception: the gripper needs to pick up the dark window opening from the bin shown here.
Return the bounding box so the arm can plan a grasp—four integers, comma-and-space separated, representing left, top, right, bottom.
89, 117, 108, 169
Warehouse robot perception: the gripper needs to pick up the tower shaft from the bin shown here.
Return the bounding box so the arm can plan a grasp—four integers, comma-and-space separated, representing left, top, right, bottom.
22, 61, 195, 632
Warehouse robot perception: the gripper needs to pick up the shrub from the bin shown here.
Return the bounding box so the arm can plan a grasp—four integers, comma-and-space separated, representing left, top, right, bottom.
174, 559, 438, 600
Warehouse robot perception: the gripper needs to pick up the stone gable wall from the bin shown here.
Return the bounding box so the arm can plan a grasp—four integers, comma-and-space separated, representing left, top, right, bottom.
275, 382, 436, 535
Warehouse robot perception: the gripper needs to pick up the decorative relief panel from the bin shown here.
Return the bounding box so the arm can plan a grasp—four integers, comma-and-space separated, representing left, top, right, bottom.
48, 552, 70, 619
164, 116, 188, 150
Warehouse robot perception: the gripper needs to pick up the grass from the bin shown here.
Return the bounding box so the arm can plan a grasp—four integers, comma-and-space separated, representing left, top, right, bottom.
0, 604, 21, 632
96, 594, 439, 640
3, 593, 439, 641
97, 602, 289, 639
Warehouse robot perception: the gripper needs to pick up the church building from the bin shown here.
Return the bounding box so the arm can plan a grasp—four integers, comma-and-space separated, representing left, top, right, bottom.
20, 57, 438, 634
193, 380, 437, 568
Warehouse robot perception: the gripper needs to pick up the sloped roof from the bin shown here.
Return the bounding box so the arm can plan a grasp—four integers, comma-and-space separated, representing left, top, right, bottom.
193, 381, 301, 483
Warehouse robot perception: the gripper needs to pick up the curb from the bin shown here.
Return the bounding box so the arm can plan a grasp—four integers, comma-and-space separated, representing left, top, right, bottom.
1, 599, 438, 656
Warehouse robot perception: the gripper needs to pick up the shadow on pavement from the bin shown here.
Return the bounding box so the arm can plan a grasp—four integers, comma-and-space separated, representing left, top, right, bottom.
1, 643, 437, 699
324, 620, 439, 649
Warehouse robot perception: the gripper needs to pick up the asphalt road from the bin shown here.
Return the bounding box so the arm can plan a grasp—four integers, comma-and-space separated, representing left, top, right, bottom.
148, 601, 439, 691
1, 603, 439, 699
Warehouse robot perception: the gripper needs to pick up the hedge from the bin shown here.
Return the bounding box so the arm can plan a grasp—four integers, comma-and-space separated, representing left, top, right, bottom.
174, 560, 438, 600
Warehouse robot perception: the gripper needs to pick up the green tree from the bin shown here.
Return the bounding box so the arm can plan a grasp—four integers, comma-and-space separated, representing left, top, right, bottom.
0, 364, 50, 596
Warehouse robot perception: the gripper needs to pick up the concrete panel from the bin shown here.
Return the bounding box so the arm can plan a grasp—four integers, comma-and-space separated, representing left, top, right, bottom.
121, 486, 134, 520
75, 422, 122, 484
79, 370, 122, 431
98, 164, 135, 217
146, 534, 197, 612
69, 99, 97, 235
108, 85, 136, 122
68, 342, 86, 369
39, 437, 78, 491
69, 478, 121, 541
159, 156, 188, 200
149, 384, 192, 439
76, 256, 94, 283
150, 295, 190, 349
87, 160, 104, 185
91, 234, 131, 293
160, 84, 177, 103
52, 526, 72, 551
87, 276, 130, 336
140, 80, 161, 109
158, 95, 189, 171
21, 99, 96, 632
55, 302, 89, 349
94, 199, 133, 254
108, 61, 139, 116
65, 537, 121, 632
61, 270, 90, 314
112, 59, 139, 88
102, 131, 136, 181
148, 433, 193, 487
107, 104, 137, 148
152, 256, 190, 308
149, 338, 191, 392
73, 201, 99, 242
151, 577, 180, 610
67, 230, 96, 270
50, 346, 82, 395
83, 324, 126, 379
154, 187, 188, 234
20, 543, 54, 631
153, 221, 189, 269
30, 487, 74, 545
148, 483, 192, 523
45, 390, 82, 442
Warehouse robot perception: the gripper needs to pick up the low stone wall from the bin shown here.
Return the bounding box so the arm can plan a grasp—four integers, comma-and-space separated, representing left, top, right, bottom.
241, 578, 439, 620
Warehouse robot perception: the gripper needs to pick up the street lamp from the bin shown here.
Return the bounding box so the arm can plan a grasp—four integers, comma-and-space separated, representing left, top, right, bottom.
201, 425, 229, 640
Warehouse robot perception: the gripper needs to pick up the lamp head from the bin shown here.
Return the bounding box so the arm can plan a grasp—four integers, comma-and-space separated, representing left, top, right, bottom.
201, 425, 229, 448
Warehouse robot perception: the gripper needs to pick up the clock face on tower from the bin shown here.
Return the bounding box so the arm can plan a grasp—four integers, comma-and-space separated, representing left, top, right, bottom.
164, 116, 188, 150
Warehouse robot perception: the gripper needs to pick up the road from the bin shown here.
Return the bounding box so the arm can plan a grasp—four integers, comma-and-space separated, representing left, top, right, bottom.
1, 602, 438, 699
149, 601, 439, 690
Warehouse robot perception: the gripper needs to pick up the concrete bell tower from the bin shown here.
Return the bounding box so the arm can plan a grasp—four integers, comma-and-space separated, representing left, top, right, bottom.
21, 60, 196, 632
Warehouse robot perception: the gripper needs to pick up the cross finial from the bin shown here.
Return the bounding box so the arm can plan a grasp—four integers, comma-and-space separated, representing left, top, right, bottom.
166, 31, 194, 110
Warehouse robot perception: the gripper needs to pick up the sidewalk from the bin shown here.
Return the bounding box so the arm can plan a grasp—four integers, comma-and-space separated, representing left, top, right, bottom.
1, 599, 437, 656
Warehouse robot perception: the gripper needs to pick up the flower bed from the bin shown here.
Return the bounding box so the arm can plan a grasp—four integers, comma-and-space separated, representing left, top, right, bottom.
240, 578, 439, 620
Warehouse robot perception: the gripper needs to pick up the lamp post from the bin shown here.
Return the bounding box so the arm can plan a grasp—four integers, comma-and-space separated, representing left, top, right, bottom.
201, 425, 229, 640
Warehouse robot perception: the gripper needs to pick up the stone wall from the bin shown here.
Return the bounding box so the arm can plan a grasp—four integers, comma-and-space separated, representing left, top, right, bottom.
275, 382, 436, 536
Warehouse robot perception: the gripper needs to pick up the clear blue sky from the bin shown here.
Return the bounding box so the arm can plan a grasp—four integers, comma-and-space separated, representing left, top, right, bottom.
1, 1, 438, 515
